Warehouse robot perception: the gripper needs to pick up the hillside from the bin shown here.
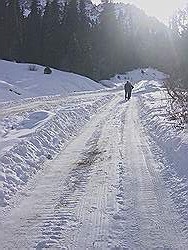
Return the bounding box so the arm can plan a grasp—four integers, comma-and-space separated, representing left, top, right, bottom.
0, 60, 103, 102
100, 68, 168, 87
0, 0, 175, 80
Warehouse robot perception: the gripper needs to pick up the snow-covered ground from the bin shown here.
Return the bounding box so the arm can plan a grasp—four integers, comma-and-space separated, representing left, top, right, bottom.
0, 92, 114, 206
0, 60, 103, 102
0, 61, 187, 248
136, 80, 188, 233
100, 67, 168, 88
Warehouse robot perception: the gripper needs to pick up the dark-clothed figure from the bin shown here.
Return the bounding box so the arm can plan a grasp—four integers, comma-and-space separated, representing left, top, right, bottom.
124, 80, 134, 100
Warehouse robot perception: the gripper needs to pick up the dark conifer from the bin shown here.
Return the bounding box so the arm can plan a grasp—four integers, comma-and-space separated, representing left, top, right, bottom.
42, 0, 61, 68
0, 0, 7, 58
24, 0, 42, 64
0, 0, 24, 60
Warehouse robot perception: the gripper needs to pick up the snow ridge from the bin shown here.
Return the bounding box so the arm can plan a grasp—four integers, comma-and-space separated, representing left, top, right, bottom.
0, 94, 113, 206
137, 80, 188, 237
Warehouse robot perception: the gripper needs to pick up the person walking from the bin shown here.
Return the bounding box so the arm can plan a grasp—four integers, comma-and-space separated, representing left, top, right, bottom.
124, 80, 134, 100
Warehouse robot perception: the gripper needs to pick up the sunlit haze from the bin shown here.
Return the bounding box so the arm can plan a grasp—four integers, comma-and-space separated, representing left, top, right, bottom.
92, 0, 187, 24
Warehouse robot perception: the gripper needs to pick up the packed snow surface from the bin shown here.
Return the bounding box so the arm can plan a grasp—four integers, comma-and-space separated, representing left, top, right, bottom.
0, 61, 187, 248
0, 92, 113, 206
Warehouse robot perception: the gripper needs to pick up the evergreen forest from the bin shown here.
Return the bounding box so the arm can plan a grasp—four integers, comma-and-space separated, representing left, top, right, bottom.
0, 0, 188, 84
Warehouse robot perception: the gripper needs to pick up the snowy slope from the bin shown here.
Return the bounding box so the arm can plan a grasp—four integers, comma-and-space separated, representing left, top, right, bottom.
0, 60, 103, 102
100, 67, 168, 87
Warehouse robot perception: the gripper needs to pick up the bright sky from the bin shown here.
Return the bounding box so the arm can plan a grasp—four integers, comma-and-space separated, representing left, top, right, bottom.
92, 0, 187, 24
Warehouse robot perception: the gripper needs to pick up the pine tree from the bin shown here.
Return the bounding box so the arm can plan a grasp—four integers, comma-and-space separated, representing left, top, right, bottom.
0, 0, 24, 60
60, 0, 78, 71
93, 1, 120, 79
7, 0, 24, 60
24, 0, 42, 64
0, 0, 7, 58
42, 0, 62, 67
77, 0, 93, 75
61, 0, 93, 76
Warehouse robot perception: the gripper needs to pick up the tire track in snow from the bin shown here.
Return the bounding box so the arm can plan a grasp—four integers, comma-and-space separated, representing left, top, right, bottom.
54, 98, 131, 249
108, 99, 188, 249
0, 93, 122, 249
35, 128, 104, 249
0, 92, 187, 249
106, 103, 143, 249
0, 91, 114, 118
34, 94, 123, 249
34, 95, 188, 249
137, 92, 188, 237
0, 92, 114, 206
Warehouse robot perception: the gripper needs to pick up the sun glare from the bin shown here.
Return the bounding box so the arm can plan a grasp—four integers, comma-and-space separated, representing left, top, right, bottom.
92, 0, 187, 24
130, 0, 187, 23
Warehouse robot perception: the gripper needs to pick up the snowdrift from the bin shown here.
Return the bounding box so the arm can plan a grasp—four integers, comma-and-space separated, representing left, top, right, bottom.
0, 60, 103, 102
100, 68, 168, 88
0, 59, 108, 206
0, 94, 114, 206
136, 80, 188, 231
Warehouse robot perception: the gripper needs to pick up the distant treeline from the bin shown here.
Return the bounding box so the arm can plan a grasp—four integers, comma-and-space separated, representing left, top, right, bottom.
0, 0, 186, 82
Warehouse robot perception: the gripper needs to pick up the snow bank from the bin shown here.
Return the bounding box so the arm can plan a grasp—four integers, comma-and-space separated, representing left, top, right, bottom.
0, 94, 113, 206
0, 59, 109, 206
100, 68, 168, 88
0, 60, 104, 102
137, 80, 188, 234
137, 80, 188, 177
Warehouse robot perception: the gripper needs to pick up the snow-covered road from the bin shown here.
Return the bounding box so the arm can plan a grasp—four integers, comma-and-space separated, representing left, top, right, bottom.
0, 86, 187, 249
